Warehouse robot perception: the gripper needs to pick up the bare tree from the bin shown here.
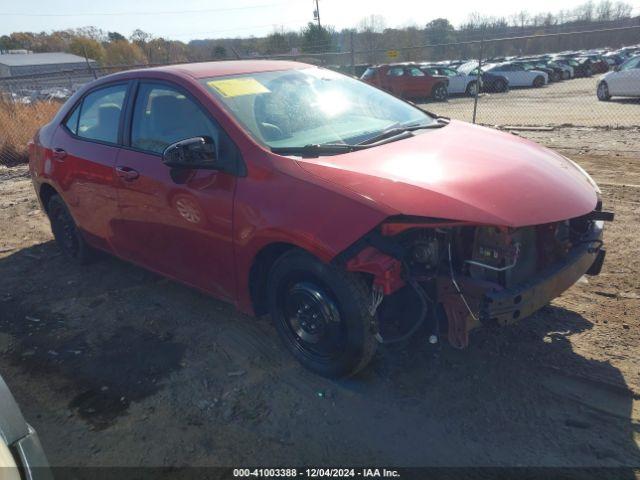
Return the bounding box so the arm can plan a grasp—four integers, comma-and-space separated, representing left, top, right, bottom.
358, 14, 386, 63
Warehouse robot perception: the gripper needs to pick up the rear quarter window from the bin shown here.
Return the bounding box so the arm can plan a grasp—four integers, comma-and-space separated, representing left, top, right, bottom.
361, 68, 377, 80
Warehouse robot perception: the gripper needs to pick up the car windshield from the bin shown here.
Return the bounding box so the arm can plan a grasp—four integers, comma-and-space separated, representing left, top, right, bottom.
201, 67, 434, 149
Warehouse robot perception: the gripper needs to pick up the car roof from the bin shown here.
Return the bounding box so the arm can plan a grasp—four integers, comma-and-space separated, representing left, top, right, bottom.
123, 60, 311, 79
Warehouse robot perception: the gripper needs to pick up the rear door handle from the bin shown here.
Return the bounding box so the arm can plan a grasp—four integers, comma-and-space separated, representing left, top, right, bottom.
52, 148, 66, 161
115, 166, 140, 181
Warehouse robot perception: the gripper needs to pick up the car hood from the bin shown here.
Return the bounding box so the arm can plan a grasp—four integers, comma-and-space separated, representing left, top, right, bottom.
294, 120, 598, 227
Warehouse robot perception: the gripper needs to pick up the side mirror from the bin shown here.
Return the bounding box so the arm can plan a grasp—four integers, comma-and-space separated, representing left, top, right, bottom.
162, 136, 218, 170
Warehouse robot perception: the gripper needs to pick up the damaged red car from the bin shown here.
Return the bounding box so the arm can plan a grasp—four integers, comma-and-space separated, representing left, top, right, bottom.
29, 61, 612, 377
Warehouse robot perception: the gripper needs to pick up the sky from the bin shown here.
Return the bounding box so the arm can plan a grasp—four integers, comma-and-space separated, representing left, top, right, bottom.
2, 0, 639, 41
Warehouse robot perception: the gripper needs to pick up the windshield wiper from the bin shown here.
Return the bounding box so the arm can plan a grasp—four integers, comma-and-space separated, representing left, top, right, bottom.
270, 143, 368, 157
270, 119, 450, 157
357, 121, 447, 146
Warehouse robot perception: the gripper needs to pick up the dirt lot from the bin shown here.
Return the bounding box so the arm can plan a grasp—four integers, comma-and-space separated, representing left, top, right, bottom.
0, 126, 639, 473
422, 76, 640, 127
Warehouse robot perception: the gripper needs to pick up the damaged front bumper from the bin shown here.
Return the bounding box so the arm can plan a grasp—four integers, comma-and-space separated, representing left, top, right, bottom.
482, 222, 605, 326
438, 220, 606, 348
343, 211, 611, 349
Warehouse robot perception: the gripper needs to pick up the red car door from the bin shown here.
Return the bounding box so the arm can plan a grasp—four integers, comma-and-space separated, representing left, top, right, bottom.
111, 81, 237, 302
49, 82, 129, 251
385, 66, 408, 96
403, 66, 429, 97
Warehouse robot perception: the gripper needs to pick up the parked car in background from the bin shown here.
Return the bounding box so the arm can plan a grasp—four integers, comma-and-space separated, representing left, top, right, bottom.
456, 63, 509, 92
581, 54, 609, 73
483, 62, 548, 87
603, 53, 626, 68
597, 55, 640, 101
361, 63, 449, 101
512, 61, 560, 82
0, 375, 51, 479
28, 61, 611, 377
420, 64, 479, 96
553, 57, 593, 77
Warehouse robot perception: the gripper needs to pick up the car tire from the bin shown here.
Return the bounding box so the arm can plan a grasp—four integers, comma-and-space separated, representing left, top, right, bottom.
597, 81, 611, 101
431, 83, 448, 101
533, 76, 545, 88
551, 72, 560, 82
47, 195, 94, 264
562, 71, 570, 80
494, 78, 507, 92
267, 249, 377, 378
465, 80, 479, 96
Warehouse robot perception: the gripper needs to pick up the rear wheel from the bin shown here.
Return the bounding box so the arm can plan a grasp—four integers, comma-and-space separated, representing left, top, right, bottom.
431, 83, 448, 101
494, 78, 507, 92
597, 81, 611, 101
465, 80, 479, 96
47, 195, 94, 264
267, 249, 377, 378
533, 76, 545, 88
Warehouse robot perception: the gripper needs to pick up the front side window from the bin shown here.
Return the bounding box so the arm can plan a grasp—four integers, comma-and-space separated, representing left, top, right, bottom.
77, 84, 127, 143
202, 67, 434, 149
131, 83, 218, 154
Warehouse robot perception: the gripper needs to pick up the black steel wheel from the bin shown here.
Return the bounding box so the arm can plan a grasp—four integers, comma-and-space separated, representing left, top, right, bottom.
47, 195, 93, 263
267, 249, 377, 377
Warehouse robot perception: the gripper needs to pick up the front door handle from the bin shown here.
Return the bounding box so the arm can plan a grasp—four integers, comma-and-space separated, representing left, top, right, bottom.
115, 166, 140, 181
52, 148, 67, 161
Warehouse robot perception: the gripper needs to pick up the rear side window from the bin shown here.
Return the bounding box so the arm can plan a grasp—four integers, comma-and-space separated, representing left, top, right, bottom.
407, 67, 425, 77
621, 57, 640, 71
64, 105, 80, 135
361, 68, 377, 80
77, 84, 127, 144
387, 67, 404, 77
131, 83, 219, 154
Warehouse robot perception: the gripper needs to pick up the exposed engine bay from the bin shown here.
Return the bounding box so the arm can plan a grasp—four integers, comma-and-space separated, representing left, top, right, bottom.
340, 207, 614, 348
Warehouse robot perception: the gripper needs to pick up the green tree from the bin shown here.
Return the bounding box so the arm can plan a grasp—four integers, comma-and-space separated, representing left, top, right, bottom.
108, 31, 126, 42
264, 31, 289, 54
301, 22, 333, 53
212, 45, 227, 59
425, 18, 455, 44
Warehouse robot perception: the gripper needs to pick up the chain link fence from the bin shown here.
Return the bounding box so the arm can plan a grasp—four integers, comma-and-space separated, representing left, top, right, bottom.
1, 26, 639, 166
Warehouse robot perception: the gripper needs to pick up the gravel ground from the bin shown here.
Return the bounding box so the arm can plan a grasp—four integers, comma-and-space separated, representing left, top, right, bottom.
0, 127, 638, 473
420, 76, 640, 127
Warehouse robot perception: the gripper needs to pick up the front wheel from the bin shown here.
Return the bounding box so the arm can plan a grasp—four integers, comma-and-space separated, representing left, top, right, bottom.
267, 250, 377, 378
597, 81, 611, 101
431, 83, 448, 101
533, 76, 545, 88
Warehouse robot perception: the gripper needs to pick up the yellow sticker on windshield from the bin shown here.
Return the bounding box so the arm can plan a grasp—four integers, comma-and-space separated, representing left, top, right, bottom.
207, 77, 270, 97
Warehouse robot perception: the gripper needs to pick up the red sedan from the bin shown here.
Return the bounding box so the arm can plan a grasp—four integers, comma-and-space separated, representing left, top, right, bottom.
361, 63, 449, 101
29, 61, 611, 377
